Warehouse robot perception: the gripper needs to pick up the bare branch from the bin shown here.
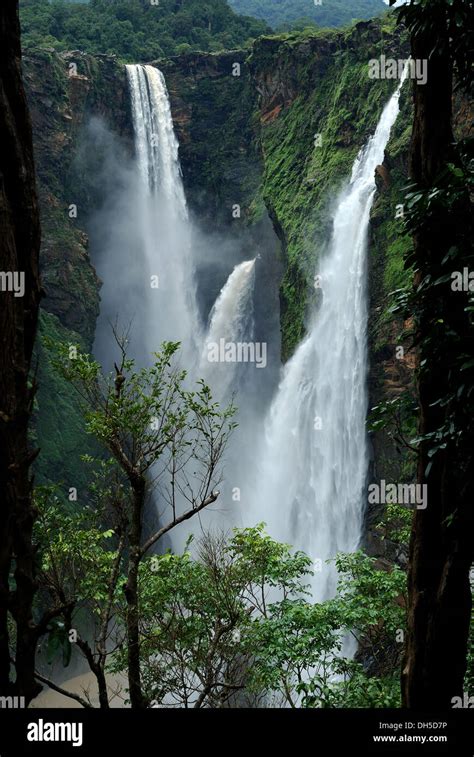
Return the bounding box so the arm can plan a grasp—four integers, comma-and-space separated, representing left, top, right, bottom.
139, 491, 220, 559
33, 671, 93, 709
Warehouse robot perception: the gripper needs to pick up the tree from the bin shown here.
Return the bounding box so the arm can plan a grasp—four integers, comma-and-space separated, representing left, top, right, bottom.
227, 0, 387, 30
34, 504, 407, 708
253, 549, 405, 708
122, 535, 405, 708
52, 337, 235, 707
0, 0, 42, 703
389, 0, 474, 708
125, 525, 315, 708
34, 481, 127, 708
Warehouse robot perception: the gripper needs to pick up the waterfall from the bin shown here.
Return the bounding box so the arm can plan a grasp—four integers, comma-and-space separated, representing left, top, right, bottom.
249, 76, 407, 602
200, 259, 256, 401
124, 63, 201, 366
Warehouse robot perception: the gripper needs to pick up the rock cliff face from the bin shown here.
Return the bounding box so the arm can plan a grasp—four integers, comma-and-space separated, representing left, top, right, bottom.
23, 18, 418, 501
158, 50, 261, 230
24, 49, 131, 347
23, 49, 131, 489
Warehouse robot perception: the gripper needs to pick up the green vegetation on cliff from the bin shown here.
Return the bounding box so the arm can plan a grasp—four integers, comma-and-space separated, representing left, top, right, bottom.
20, 0, 269, 59
229, 0, 387, 30
251, 20, 406, 358
369, 83, 413, 362
32, 311, 102, 492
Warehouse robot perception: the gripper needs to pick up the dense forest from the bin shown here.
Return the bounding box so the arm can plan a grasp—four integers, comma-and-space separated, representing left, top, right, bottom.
228, 0, 387, 30
0, 0, 473, 746
19, 0, 393, 60
20, 0, 270, 58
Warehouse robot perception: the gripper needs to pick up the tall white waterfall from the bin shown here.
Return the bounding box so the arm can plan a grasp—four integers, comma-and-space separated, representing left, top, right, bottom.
125, 64, 201, 366
249, 77, 407, 602
200, 259, 256, 401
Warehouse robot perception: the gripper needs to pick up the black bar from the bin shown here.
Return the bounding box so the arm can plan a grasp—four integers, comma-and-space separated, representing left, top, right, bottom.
0, 709, 472, 756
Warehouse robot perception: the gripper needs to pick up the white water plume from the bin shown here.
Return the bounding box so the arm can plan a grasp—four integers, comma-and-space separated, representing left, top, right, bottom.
248, 75, 407, 602
200, 258, 256, 401
125, 63, 201, 367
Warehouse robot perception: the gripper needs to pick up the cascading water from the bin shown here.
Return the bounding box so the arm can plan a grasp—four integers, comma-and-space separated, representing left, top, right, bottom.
124, 63, 201, 366
200, 259, 256, 401
248, 75, 407, 603
125, 68, 259, 546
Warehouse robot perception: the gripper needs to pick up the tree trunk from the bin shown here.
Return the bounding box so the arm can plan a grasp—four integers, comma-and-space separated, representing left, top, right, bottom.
402, 24, 474, 709
124, 479, 146, 709
0, 1, 42, 702
96, 665, 110, 709
76, 637, 110, 709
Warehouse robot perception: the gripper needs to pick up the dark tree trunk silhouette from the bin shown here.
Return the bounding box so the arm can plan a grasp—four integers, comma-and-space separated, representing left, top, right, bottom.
0, 0, 42, 702
124, 478, 146, 710
402, 22, 474, 708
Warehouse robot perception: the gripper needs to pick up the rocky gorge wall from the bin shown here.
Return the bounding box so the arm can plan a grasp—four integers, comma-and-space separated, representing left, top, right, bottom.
23, 48, 131, 490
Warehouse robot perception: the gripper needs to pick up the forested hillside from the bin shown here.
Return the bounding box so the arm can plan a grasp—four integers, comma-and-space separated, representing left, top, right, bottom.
20, 0, 269, 59
228, 0, 387, 29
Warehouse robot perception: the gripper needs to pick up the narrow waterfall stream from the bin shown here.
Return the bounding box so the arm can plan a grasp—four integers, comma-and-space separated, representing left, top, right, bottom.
248, 75, 407, 602
125, 63, 201, 367
200, 258, 256, 401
